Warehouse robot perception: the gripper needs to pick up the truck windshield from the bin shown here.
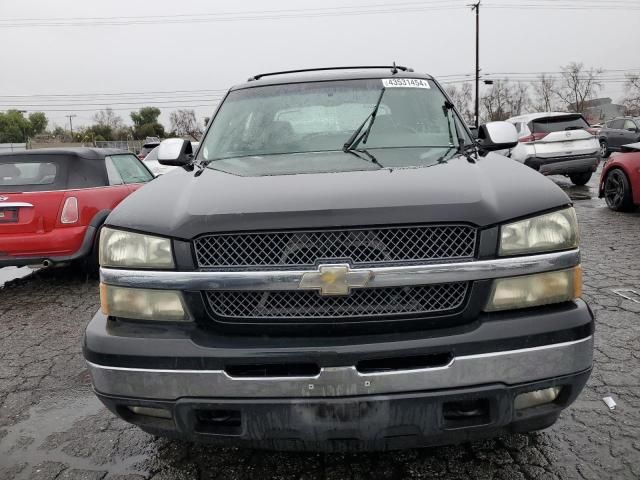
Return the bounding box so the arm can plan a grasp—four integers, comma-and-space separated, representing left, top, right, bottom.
199, 79, 465, 162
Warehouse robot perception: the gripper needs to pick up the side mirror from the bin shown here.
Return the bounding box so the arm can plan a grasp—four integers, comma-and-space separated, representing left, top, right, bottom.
157, 138, 193, 166
476, 121, 519, 151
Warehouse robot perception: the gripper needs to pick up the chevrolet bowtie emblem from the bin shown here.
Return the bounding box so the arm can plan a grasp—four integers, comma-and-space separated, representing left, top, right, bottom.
299, 264, 373, 296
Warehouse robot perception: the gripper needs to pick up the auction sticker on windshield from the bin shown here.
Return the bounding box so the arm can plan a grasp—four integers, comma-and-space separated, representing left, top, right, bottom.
382, 78, 430, 88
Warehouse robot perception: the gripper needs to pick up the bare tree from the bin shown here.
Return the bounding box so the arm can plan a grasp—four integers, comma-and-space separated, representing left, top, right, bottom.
623, 74, 640, 116
169, 109, 202, 140
505, 82, 530, 117
532, 74, 558, 112
445, 83, 474, 125
554, 62, 603, 114
481, 80, 529, 121
94, 108, 124, 129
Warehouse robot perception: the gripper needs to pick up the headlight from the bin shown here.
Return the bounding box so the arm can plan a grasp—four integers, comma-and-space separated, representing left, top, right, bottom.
499, 208, 578, 256
100, 283, 188, 321
99, 227, 174, 268
485, 266, 582, 312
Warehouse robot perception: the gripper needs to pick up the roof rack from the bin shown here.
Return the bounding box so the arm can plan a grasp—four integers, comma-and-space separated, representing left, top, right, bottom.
248, 64, 414, 82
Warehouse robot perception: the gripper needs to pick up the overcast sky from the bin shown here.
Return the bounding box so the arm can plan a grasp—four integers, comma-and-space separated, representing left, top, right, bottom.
1, 0, 639, 130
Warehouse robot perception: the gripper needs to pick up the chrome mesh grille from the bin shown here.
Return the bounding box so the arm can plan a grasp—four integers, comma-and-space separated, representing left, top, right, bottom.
194, 225, 477, 268
205, 283, 468, 321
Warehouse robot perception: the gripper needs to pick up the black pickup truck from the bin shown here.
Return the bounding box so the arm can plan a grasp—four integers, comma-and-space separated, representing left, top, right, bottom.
84, 66, 593, 451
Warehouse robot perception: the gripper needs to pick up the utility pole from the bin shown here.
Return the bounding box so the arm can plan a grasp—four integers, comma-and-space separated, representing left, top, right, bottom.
471, 1, 481, 128
65, 114, 77, 139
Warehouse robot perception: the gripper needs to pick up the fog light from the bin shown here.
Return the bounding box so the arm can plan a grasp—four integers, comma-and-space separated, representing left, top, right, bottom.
100, 283, 189, 321
128, 406, 172, 419
485, 267, 581, 312
514, 387, 561, 410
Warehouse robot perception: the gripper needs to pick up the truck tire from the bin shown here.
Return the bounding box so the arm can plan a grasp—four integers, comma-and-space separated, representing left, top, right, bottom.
604, 168, 635, 212
569, 172, 592, 186
80, 226, 102, 277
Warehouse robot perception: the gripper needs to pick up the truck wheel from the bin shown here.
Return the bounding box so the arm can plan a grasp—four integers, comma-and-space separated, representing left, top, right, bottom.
569, 172, 592, 186
600, 140, 610, 158
604, 168, 634, 212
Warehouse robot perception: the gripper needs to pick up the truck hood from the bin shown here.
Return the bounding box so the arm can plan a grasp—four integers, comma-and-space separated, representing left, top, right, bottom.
106, 150, 571, 239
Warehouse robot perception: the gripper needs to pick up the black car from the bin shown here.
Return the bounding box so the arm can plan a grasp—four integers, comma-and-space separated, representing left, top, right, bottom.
85, 66, 593, 451
599, 117, 640, 158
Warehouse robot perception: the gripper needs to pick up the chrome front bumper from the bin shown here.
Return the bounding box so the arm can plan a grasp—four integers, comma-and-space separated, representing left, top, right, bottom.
87, 335, 593, 400
100, 249, 580, 292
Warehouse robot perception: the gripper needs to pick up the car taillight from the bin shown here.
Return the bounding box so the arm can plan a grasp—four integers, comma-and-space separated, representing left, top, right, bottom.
61, 196, 79, 224
586, 128, 598, 136
518, 132, 549, 143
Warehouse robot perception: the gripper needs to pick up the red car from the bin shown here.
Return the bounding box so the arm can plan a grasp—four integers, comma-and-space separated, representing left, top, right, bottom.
599, 142, 640, 211
0, 148, 154, 269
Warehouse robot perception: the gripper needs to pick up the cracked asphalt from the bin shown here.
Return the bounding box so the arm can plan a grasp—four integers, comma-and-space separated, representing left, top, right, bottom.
1, 171, 639, 480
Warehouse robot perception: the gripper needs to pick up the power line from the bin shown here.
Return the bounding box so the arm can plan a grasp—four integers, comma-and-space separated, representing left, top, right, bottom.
0, 0, 637, 28
485, 2, 640, 9
0, 97, 226, 107
0, 89, 229, 99
1, 68, 637, 102
0, 0, 459, 23
1, 67, 636, 111
0, 105, 218, 113
0, 80, 634, 107
0, 2, 467, 28
440, 68, 640, 78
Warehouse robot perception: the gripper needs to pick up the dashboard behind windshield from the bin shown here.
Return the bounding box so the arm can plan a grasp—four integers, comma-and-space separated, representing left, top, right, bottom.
199, 79, 469, 163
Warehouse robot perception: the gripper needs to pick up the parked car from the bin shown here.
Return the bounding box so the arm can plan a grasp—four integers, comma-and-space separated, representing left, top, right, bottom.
143, 141, 200, 176
0, 148, 154, 270
599, 142, 640, 211
598, 117, 640, 158
137, 141, 160, 160
85, 66, 592, 451
588, 123, 603, 136
506, 112, 600, 185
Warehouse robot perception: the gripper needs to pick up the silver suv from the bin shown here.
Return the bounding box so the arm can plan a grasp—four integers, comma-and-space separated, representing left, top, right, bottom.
506, 112, 600, 185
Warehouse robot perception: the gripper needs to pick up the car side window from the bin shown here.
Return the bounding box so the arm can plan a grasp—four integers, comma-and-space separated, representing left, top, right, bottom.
107, 154, 154, 184
105, 157, 124, 185
623, 120, 637, 131
609, 120, 624, 129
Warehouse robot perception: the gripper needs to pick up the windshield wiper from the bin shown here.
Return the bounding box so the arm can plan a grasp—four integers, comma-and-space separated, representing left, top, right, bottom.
354, 148, 384, 168
443, 100, 477, 163
443, 100, 457, 148
343, 88, 386, 153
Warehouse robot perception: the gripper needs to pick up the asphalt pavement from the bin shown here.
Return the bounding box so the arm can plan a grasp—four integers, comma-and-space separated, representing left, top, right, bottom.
1, 172, 639, 480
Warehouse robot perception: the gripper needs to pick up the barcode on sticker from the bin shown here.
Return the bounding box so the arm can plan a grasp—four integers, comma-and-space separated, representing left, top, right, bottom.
383, 78, 430, 89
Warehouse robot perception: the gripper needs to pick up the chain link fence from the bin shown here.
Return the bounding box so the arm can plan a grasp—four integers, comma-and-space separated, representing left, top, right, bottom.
92, 140, 144, 153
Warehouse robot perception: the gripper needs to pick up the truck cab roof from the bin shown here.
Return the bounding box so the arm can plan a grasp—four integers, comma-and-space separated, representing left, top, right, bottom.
230, 66, 433, 91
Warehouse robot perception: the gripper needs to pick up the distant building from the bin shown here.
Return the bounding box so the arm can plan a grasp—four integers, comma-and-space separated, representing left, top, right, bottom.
573, 98, 626, 124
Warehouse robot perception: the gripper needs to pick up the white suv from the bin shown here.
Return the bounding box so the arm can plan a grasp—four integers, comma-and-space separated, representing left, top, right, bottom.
506, 112, 600, 185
